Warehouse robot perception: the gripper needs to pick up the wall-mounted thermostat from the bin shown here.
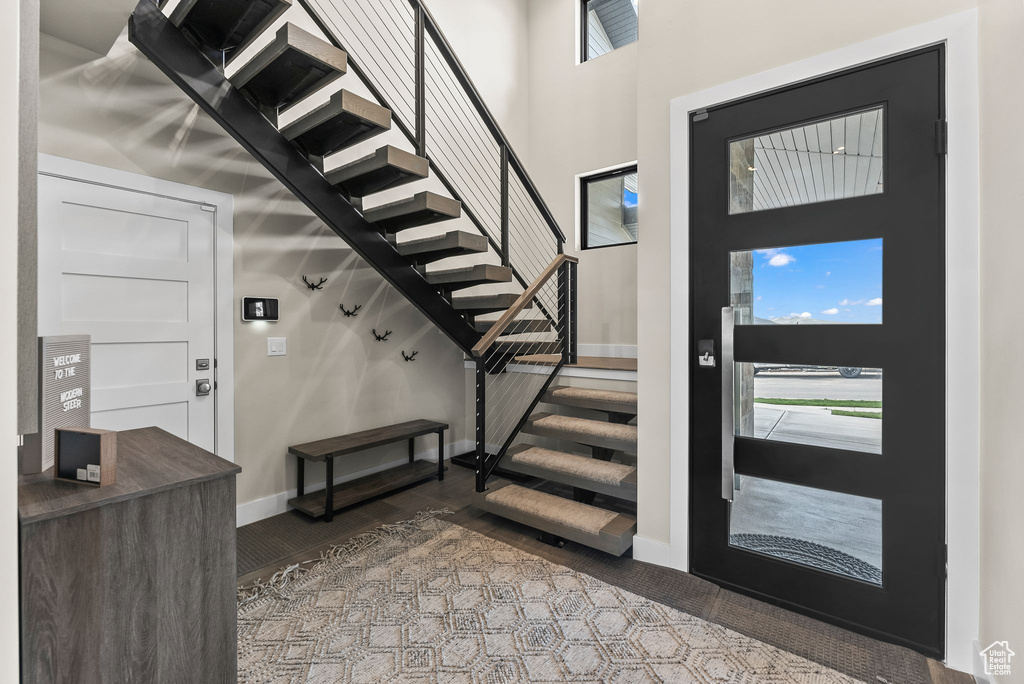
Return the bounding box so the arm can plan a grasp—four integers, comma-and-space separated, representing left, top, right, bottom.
242, 296, 279, 322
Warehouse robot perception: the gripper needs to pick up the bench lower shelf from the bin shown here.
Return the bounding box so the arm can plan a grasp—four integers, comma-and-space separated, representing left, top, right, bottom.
288, 460, 443, 519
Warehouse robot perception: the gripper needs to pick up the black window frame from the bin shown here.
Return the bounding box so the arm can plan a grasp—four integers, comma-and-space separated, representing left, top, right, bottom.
580, 0, 638, 63
580, 164, 639, 251
580, 0, 591, 63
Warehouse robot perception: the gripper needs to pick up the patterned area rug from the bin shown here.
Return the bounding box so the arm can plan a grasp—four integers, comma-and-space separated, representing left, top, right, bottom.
238, 511, 864, 683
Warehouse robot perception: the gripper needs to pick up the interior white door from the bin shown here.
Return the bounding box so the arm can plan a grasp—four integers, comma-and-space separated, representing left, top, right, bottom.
37, 174, 217, 452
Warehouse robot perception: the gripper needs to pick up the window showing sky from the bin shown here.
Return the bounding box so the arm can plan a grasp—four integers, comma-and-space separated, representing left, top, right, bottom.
623, 187, 637, 207
745, 238, 882, 324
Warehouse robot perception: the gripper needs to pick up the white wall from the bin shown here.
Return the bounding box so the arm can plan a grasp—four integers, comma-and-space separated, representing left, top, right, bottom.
526, 0, 638, 348
1, 0, 25, 677
977, 0, 1024, 678
426, 0, 530, 159
37, 0, 532, 517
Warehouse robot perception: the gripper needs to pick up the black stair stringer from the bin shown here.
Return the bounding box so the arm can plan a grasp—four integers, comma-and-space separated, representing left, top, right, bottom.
128, 0, 481, 354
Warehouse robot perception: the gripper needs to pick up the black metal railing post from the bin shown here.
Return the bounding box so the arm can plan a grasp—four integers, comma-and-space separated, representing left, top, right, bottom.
500, 144, 509, 266
559, 261, 570, 365
475, 356, 486, 492
569, 261, 578, 364
414, 2, 426, 157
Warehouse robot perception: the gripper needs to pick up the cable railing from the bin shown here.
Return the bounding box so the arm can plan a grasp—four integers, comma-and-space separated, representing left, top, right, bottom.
294, 0, 577, 493
299, 0, 566, 286
471, 255, 578, 492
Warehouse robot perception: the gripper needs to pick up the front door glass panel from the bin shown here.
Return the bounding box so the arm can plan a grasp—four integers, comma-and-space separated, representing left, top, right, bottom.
730, 239, 883, 325
729, 107, 884, 214
735, 363, 883, 454
729, 476, 883, 585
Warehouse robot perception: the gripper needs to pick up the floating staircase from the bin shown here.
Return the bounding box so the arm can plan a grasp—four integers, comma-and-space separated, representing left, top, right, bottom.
473, 384, 639, 556
130, 0, 538, 354
132, 0, 640, 559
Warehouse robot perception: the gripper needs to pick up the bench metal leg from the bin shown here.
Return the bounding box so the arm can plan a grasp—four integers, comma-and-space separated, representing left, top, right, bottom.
408, 437, 415, 463
437, 429, 445, 481
297, 457, 305, 497
324, 457, 334, 522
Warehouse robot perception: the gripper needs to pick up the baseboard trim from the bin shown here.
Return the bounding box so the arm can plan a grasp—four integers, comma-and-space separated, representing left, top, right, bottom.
631, 535, 672, 568
235, 438, 474, 527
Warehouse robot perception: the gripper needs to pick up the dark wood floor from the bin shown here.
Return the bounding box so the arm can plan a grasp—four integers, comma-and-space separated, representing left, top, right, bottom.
237, 466, 969, 684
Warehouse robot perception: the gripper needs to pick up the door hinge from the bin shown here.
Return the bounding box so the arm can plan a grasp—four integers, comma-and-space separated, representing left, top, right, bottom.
935, 119, 947, 155
693, 109, 708, 123
200, 204, 216, 212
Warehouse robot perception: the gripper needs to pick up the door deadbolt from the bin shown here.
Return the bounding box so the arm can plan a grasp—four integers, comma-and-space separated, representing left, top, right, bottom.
196, 378, 212, 396
698, 339, 716, 367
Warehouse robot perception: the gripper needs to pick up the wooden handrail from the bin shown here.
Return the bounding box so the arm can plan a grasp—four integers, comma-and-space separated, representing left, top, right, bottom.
471, 254, 578, 358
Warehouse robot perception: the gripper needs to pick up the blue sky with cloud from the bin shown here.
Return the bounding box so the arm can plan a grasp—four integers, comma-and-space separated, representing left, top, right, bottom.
748, 238, 883, 323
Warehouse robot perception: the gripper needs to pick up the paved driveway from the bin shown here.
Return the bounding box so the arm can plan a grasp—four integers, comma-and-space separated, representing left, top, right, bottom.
731, 369, 884, 574
748, 370, 882, 453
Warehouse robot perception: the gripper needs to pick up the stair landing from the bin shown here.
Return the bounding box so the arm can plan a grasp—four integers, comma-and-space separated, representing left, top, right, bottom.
514, 355, 637, 372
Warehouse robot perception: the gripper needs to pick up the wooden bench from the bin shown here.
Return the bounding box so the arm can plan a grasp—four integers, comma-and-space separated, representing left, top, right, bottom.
287, 419, 447, 522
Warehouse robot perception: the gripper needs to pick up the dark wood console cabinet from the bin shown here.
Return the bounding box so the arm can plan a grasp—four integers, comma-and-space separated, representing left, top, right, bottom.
19, 427, 241, 684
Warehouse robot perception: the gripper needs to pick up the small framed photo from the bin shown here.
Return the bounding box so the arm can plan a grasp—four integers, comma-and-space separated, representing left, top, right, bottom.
54, 427, 117, 487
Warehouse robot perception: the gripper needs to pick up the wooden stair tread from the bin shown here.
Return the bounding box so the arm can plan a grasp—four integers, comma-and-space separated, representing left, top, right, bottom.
473, 483, 635, 556
170, 0, 290, 53
502, 444, 637, 502
230, 23, 347, 111
395, 230, 488, 263
522, 412, 637, 453
425, 264, 513, 290
363, 192, 461, 233
543, 385, 638, 415
512, 355, 638, 372
282, 90, 391, 157
325, 146, 429, 197
288, 460, 440, 518
452, 292, 530, 314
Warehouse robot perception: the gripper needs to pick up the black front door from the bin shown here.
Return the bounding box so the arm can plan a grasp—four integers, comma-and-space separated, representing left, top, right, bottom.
689, 47, 945, 657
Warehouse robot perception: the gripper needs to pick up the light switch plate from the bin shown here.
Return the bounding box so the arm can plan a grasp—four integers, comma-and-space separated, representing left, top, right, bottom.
267, 337, 287, 356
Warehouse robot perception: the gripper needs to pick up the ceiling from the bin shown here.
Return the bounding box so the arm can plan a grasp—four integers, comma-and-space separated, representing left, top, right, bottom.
590, 0, 638, 50
737, 108, 885, 213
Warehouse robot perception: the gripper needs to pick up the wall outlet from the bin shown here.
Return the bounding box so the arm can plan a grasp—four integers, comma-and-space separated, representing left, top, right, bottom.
267, 337, 287, 356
